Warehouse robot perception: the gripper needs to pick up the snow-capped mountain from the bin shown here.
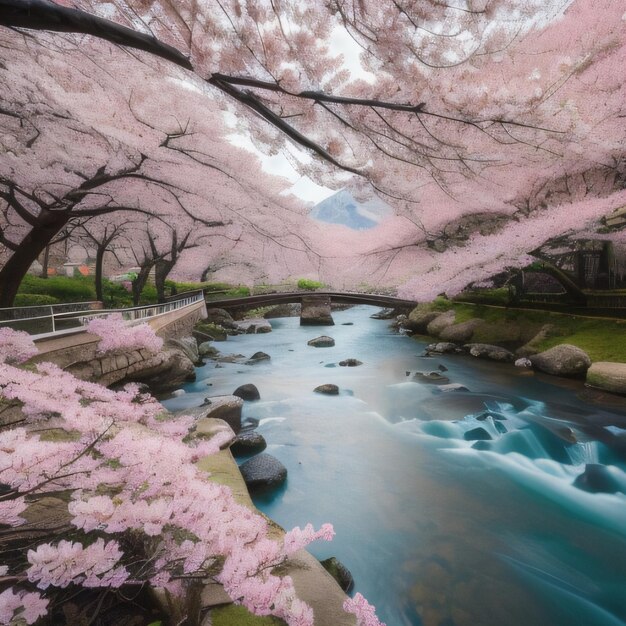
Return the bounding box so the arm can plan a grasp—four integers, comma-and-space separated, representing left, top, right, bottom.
309, 189, 392, 230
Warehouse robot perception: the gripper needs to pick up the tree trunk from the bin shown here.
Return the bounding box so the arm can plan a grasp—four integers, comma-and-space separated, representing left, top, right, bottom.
0, 219, 68, 307
94, 245, 105, 303
40, 245, 50, 279
154, 259, 175, 303
131, 265, 152, 306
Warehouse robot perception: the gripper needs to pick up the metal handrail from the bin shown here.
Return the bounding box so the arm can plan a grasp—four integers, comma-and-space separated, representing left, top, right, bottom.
0, 293, 205, 338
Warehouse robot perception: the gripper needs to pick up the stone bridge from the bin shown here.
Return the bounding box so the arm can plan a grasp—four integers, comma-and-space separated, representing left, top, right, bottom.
204, 290, 417, 325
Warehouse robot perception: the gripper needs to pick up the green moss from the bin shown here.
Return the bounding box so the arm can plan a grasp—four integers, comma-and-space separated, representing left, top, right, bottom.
533, 318, 626, 362
209, 605, 286, 626
434, 302, 626, 362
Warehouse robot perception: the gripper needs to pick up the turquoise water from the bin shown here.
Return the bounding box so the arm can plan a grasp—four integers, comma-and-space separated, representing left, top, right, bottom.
163, 306, 626, 626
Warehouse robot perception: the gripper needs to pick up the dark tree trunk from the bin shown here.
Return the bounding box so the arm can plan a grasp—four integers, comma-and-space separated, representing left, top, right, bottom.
0, 218, 68, 307
154, 259, 175, 303
40, 245, 50, 279
131, 265, 152, 307
94, 245, 105, 303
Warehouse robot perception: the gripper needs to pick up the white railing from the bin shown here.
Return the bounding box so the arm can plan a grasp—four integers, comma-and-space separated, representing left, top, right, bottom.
0, 292, 205, 339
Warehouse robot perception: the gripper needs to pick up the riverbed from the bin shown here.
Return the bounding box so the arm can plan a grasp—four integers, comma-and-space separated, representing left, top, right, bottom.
163, 306, 626, 626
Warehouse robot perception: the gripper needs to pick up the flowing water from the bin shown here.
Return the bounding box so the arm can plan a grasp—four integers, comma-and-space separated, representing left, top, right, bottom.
163, 306, 626, 626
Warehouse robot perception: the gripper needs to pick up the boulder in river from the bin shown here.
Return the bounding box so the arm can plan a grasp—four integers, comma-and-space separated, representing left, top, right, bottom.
425, 342, 462, 355
464, 427, 492, 441
402, 308, 441, 334
198, 341, 219, 357
573, 463, 625, 494
307, 336, 335, 348
233, 384, 261, 401
370, 308, 397, 320
236, 318, 273, 334
246, 351, 271, 364
320, 557, 354, 593
198, 395, 243, 433
231, 430, 267, 456
426, 310, 456, 337
412, 371, 450, 384
529, 344, 591, 377
464, 343, 515, 363
440, 319, 484, 343
339, 359, 362, 367
314, 384, 340, 395
586, 362, 626, 395
239, 453, 287, 491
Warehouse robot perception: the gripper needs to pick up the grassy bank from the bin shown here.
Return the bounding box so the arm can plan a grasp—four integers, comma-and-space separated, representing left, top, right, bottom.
419, 298, 626, 362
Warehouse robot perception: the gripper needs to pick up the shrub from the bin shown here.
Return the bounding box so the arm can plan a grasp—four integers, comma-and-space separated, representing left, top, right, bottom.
18, 275, 94, 302
13, 294, 60, 307
297, 279, 324, 291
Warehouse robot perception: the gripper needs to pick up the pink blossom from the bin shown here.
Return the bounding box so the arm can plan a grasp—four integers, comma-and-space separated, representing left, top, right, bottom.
343, 593, 386, 626
26, 538, 129, 590
0, 328, 37, 365
86, 314, 163, 355
0, 588, 49, 625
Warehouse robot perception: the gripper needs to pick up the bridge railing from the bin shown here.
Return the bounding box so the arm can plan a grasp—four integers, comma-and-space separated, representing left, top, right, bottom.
0, 292, 205, 339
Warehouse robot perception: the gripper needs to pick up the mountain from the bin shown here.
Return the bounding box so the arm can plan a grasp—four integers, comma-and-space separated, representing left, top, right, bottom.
309, 189, 392, 230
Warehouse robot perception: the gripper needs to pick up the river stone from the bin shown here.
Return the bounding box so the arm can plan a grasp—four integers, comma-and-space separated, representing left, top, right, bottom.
246, 351, 271, 364
464, 343, 515, 362
426, 310, 456, 337
307, 336, 335, 348
586, 362, 626, 395
233, 384, 261, 401
515, 357, 532, 368
529, 344, 591, 377
464, 427, 492, 441
339, 359, 362, 367
413, 371, 450, 384
239, 453, 287, 491
166, 336, 201, 365
440, 319, 484, 343
370, 308, 397, 320
198, 341, 219, 357
193, 322, 228, 342
130, 348, 196, 393
320, 557, 354, 593
403, 309, 441, 334
236, 318, 273, 334
314, 384, 340, 395
231, 430, 267, 456
573, 464, 625, 494
198, 395, 243, 433
204, 307, 236, 326
425, 342, 462, 355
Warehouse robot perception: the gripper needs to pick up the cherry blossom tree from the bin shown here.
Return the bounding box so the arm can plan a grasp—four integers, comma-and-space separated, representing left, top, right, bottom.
1, 0, 625, 299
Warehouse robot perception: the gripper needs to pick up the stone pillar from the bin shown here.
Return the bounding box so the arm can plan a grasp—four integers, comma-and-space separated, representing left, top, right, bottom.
300, 295, 334, 326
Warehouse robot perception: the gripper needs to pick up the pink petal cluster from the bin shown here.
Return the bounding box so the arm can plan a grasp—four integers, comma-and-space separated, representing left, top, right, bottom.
85, 313, 163, 355
0, 328, 38, 365
343, 593, 386, 626
0, 589, 48, 625
27, 538, 129, 589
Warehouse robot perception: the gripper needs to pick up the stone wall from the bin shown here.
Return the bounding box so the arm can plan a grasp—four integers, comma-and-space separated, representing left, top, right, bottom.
32, 300, 206, 389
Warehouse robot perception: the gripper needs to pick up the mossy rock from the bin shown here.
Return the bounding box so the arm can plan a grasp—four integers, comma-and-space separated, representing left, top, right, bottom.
210, 604, 286, 625
194, 322, 228, 341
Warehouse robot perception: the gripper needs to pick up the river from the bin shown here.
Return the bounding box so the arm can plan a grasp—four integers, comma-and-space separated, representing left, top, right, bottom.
163, 306, 626, 626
